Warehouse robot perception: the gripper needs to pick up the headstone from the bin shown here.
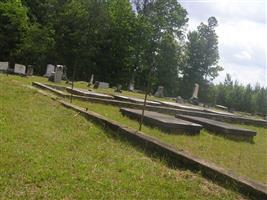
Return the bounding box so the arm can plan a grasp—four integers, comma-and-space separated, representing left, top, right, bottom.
48, 72, 55, 81
265, 116, 267, 121
190, 83, 199, 105
14, 64, 26, 75
0, 62, 8, 71
154, 86, 164, 98
26, 65, 34, 76
114, 84, 122, 93
128, 82, 135, 91
44, 64, 55, 77
90, 74, 94, 85
176, 96, 184, 104
94, 81, 109, 89
54, 65, 64, 82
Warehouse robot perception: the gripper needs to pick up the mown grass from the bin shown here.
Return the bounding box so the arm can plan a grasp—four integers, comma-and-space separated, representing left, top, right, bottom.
70, 99, 267, 185
0, 74, 246, 199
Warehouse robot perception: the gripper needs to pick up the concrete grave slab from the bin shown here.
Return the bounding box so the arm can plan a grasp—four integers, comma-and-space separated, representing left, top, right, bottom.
66, 87, 114, 100
176, 115, 256, 140
120, 108, 202, 134
114, 95, 162, 106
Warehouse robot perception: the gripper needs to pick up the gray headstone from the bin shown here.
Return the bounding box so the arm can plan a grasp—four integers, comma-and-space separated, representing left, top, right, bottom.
0, 62, 8, 71
94, 81, 109, 89
14, 64, 26, 75
44, 64, 55, 77
128, 82, 134, 91
176, 96, 184, 104
90, 74, 94, 85
191, 83, 199, 99
154, 86, 164, 98
26, 65, 34, 76
54, 65, 64, 82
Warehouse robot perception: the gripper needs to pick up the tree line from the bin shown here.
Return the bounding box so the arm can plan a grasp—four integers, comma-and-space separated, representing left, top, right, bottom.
1, 0, 266, 115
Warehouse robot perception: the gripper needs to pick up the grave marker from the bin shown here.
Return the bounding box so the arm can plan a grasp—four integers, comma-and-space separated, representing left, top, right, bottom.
14, 64, 26, 75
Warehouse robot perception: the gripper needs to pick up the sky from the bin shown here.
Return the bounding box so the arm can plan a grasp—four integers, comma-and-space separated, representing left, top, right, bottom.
179, 0, 267, 87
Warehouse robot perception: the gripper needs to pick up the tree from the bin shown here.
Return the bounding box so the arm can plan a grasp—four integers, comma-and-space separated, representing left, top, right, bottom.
0, 0, 29, 66
181, 17, 222, 98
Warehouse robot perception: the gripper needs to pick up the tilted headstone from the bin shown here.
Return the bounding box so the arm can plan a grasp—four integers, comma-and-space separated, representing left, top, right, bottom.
14, 64, 26, 75
26, 65, 34, 76
0, 62, 8, 71
44, 64, 55, 77
54, 65, 64, 82
154, 86, 164, 98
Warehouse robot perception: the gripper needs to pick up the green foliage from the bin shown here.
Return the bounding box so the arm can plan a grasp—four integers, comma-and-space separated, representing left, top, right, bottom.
181, 17, 222, 98
0, 0, 29, 62
210, 74, 267, 115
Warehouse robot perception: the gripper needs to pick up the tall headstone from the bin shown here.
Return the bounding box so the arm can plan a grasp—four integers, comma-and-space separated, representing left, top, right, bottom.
154, 86, 164, 98
44, 64, 55, 77
190, 83, 199, 105
128, 82, 134, 91
14, 64, 26, 75
26, 65, 34, 76
191, 83, 199, 99
90, 74, 94, 85
54, 65, 64, 82
0, 62, 8, 71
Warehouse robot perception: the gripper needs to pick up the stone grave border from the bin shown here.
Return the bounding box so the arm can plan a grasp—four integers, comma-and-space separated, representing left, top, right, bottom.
32, 85, 267, 199
32, 82, 267, 128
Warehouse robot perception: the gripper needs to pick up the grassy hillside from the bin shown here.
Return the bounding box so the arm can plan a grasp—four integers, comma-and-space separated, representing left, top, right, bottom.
0, 74, 245, 199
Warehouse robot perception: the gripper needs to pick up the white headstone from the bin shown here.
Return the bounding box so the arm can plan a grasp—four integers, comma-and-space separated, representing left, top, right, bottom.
54, 65, 64, 82
191, 83, 199, 99
44, 64, 55, 77
90, 74, 94, 85
0, 62, 8, 71
128, 82, 134, 91
14, 64, 26, 74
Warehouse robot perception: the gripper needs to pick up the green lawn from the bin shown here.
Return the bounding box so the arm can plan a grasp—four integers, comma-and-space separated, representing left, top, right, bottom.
0, 75, 246, 199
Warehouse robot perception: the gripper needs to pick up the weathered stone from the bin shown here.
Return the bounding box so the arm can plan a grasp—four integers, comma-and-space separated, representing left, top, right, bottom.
114, 84, 122, 93
44, 64, 55, 77
190, 83, 199, 105
26, 65, 34, 76
54, 65, 64, 82
0, 62, 8, 71
128, 82, 134, 91
154, 86, 164, 97
176, 96, 184, 104
94, 81, 109, 89
114, 95, 161, 106
120, 108, 202, 134
215, 105, 228, 111
14, 64, 26, 75
176, 114, 256, 140
66, 87, 114, 100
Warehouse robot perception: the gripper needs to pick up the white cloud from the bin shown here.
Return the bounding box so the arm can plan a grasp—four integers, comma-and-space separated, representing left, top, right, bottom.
179, 0, 267, 87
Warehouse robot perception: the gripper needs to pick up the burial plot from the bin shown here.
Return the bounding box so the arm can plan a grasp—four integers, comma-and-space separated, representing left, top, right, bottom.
66, 87, 114, 100
176, 115, 256, 140
114, 95, 161, 106
120, 108, 202, 134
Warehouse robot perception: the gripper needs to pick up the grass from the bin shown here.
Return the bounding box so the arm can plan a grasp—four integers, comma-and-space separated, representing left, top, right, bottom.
70, 99, 267, 185
0, 74, 246, 199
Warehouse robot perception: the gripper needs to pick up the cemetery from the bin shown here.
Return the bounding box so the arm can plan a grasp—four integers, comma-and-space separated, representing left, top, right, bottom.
1, 0, 267, 199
